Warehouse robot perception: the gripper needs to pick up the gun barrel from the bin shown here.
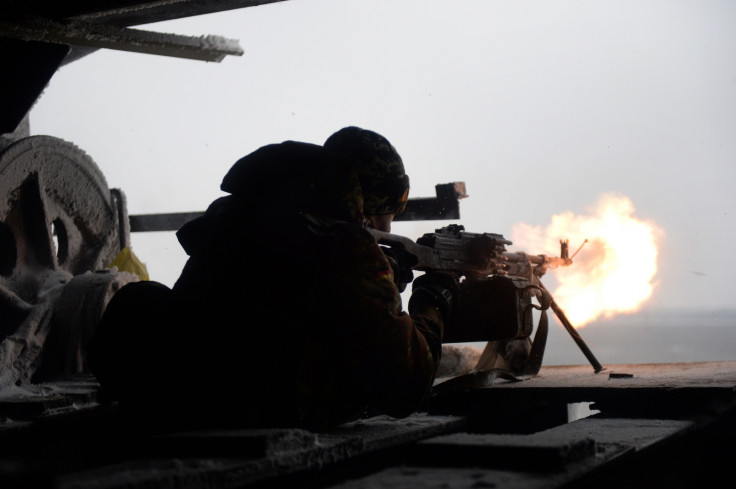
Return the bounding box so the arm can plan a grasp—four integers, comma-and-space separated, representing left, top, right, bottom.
503, 253, 572, 268
530, 255, 572, 268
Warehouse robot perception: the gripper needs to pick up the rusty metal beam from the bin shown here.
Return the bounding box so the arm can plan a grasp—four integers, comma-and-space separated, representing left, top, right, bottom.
0, 15, 243, 62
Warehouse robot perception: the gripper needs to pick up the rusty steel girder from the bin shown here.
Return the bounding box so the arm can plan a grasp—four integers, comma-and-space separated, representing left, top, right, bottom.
0, 136, 138, 390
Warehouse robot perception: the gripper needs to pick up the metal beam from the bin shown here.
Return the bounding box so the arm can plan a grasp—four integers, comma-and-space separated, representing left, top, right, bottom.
0, 15, 243, 62
65, 0, 291, 27
128, 182, 468, 233
395, 182, 468, 222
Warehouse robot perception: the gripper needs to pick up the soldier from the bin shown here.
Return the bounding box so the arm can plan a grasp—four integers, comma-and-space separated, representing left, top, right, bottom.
323, 126, 414, 291
89, 131, 458, 432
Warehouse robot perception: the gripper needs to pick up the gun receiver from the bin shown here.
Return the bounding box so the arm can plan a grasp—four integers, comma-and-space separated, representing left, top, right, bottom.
369, 224, 573, 281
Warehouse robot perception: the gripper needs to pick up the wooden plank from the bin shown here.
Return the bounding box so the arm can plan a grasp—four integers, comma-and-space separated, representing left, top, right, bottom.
412, 432, 596, 470
3, 362, 734, 488
50, 414, 468, 489
325, 416, 698, 489
428, 361, 736, 420
434, 361, 736, 390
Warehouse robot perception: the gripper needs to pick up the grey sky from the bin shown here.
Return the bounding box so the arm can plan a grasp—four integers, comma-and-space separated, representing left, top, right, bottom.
30, 0, 736, 315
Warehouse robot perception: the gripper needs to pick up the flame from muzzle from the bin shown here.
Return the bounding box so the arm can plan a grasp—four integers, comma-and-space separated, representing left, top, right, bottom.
511, 193, 663, 328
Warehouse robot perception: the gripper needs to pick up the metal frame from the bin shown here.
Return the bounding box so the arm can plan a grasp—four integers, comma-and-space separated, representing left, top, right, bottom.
128, 182, 468, 232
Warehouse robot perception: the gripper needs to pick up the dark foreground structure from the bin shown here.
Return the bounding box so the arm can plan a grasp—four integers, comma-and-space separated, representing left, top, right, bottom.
2, 361, 735, 488
2, 2, 735, 489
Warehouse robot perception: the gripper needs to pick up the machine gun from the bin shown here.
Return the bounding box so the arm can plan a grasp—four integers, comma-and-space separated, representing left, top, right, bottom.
370, 223, 571, 281
369, 224, 603, 374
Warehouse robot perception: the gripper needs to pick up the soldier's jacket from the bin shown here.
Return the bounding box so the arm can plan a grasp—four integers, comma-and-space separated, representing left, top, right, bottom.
88, 142, 443, 432
173, 205, 444, 430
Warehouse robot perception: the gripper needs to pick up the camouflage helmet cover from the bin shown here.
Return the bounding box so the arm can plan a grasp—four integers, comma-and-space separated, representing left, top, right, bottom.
324, 126, 410, 216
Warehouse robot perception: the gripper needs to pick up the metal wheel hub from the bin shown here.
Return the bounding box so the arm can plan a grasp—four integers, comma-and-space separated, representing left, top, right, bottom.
0, 136, 138, 390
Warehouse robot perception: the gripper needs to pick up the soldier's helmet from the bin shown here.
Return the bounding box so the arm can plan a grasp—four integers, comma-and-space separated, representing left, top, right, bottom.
324, 126, 410, 216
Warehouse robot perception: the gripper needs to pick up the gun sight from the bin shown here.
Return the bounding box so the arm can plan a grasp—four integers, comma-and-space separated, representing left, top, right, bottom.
560, 240, 569, 261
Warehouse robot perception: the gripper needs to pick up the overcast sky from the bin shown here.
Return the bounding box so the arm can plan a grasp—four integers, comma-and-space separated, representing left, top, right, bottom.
30, 0, 736, 317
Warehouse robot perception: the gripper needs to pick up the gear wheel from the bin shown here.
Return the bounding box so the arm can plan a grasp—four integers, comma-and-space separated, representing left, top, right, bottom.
0, 135, 129, 278
0, 136, 136, 388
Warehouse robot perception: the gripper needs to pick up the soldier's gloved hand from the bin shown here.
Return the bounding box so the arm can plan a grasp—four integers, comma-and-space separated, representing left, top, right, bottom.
408, 272, 459, 325
382, 246, 418, 292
